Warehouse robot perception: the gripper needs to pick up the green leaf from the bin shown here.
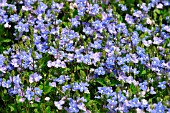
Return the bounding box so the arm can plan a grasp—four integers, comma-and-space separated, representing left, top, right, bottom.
30, 103, 38, 108
110, 80, 116, 86
130, 84, 138, 94
84, 94, 90, 101
154, 9, 160, 14
80, 70, 86, 79
2, 39, 11, 43
34, 109, 39, 113
96, 78, 106, 86
74, 65, 81, 71
73, 9, 78, 17
8, 104, 16, 112
0, 24, 4, 34
141, 70, 146, 75
39, 85, 53, 95
45, 106, 51, 112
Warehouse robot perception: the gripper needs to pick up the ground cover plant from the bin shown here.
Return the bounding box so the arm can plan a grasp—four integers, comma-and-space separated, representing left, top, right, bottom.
0, 0, 170, 112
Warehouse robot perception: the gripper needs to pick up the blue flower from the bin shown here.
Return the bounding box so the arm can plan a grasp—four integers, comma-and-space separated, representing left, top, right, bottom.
91, 40, 102, 49
68, 98, 79, 113
77, 102, 86, 111
35, 51, 42, 59
92, 20, 103, 30
78, 7, 86, 16
29, 73, 42, 83
141, 99, 148, 108
158, 81, 166, 89
118, 93, 126, 103
121, 65, 130, 73
72, 82, 80, 91
142, 39, 152, 47
125, 54, 131, 63
106, 57, 115, 65
136, 47, 145, 56
25, 87, 34, 101
90, 4, 99, 15
107, 97, 117, 105
62, 84, 71, 92
135, 24, 143, 31
125, 14, 134, 24
0, 78, 2, 86
53, 59, 66, 68
9, 14, 19, 22
163, 1, 170, 6
48, 46, 57, 55
129, 98, 141, 108
140, 3, 149, 11
54, 75, 66, 84
77, 97, 87, 102
54, 100, 65, 110
75, 53, 84, 63
66, 43, 75, 52
79, 82, 89, 93
95, 67, 105, 75
11, 75, 21, 85
153, 37, 163, 45
83, 27, 93, 35
91, 52, 101, 66
139, 81, 148, 91
107, 23, 117, 34
0, 54, 5, 66
155, 102, 165, 113
98, 87, 113, 97
133, 10, 142, 17
132, 31, 140, 46
68, 30, 77, 39
1, 14, 9, 24
151, 57, 163, 67
131, 68, 140, 75
71, 18, 80, 27
8, 85, 21, 95
37, 2, 48, 13
49, 82, 56, 87
34, 87, 42, 96
36, 43, 48, 53
14, 22, 23, 32
83, 54, 91, 64
118, 4, 127, 11
24, 0, 36, 5
2, 79, 12, 88
76, 0, 86, 4
117, 57, 126, 65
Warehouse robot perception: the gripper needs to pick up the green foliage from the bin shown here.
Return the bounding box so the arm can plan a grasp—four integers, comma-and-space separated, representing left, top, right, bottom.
0, 0, 170, 112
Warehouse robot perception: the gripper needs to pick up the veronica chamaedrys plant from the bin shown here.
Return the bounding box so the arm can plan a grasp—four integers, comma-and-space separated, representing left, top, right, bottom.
0, 0, 170, 112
